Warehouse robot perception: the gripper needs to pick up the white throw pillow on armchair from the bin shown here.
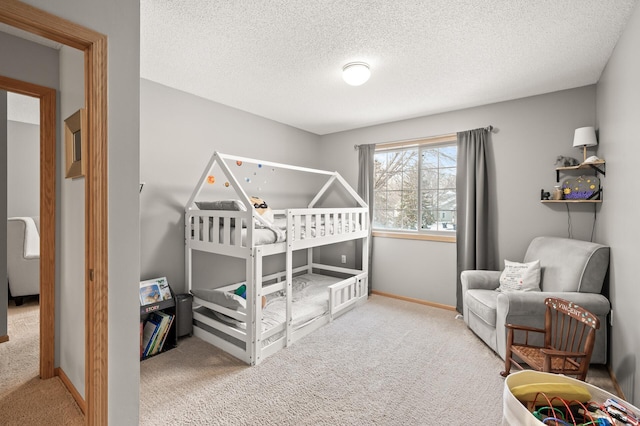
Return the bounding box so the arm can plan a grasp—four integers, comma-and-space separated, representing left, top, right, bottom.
498, 259, 541, 292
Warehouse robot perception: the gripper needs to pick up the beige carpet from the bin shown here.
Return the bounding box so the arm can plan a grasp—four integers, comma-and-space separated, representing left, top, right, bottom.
1, 299, 40, 398
141, 295, 618, 425
0, 295, 617, 425
0, 299, 83, 425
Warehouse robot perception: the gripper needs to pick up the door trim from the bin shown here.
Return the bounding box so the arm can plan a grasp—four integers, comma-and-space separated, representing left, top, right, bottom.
0, 2, 109, 424
0, 76, 56, 379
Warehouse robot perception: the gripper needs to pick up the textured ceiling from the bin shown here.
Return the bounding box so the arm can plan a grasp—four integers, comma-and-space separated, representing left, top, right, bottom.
141, 0, 638, 135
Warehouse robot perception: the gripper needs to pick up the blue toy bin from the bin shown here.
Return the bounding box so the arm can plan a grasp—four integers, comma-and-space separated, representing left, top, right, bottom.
503, 370, 638, 425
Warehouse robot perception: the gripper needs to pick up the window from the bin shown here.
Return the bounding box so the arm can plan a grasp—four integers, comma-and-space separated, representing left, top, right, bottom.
373, 135, 457, 239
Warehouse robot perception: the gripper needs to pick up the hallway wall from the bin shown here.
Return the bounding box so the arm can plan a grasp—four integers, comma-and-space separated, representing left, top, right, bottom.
0, 31, 58, 345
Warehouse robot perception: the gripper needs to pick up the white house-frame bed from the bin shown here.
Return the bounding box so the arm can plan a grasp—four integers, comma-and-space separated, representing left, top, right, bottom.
185, 152, 369, 365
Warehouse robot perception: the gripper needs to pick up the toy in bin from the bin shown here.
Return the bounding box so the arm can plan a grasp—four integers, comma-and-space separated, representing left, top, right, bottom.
503, 371, 640, 426
512, 382, 639, 425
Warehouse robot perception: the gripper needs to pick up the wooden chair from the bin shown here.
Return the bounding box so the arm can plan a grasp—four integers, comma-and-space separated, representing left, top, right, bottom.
500, 297, 600, 381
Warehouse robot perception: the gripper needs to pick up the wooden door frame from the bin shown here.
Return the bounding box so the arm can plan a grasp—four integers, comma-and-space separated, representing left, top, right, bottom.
0, 76, 56, 377
0, 1, 109, 425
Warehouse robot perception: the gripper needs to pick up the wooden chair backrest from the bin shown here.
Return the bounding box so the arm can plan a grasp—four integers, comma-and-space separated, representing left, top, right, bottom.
544, 297, 600, 355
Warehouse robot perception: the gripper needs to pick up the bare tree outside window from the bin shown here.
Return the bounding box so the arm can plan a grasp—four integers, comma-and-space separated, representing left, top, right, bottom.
373, 138, 456, 234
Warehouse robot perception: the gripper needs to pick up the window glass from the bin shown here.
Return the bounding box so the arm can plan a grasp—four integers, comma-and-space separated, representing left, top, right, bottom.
374, 137, 457, 236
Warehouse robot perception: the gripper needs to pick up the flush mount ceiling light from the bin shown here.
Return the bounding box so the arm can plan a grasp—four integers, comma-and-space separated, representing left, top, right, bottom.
342, 62, 371, 86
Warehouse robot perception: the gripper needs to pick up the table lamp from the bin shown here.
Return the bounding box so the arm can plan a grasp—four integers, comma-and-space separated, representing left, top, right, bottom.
572, 126, 598, 162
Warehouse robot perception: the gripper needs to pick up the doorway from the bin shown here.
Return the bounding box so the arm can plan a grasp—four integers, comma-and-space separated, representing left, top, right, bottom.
0, 76, 56, 379
4, 91, 42, 384
0, 4, 109, 424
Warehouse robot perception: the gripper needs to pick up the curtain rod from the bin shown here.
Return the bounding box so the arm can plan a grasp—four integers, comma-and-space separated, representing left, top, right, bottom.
354, 125, 494, 151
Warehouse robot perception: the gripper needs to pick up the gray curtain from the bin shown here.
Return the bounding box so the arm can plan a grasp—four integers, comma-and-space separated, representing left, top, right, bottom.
456, 127, 496, 313
357, 144, 374, 295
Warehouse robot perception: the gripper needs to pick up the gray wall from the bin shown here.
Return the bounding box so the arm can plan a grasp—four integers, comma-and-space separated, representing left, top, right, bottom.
319, 85, 598, 306
140, 79, 322, 293
1, 91, 7, 337
6, 2, 638, 420
18, 1, 142, 423
0, 31, 58, 354
58, 45, 86, 398
596, 1, 640, 404
7, 121, 39, 218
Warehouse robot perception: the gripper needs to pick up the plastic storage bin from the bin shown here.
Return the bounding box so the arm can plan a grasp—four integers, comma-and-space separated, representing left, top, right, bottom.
503, 371, 639, 425
175, 293, 193, 337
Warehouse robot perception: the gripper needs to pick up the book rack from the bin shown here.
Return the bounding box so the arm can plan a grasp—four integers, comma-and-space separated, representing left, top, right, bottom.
140, 278, 178, 360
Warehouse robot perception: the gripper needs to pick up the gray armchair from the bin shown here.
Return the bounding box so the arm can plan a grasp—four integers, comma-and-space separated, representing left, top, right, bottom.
7, 217, 40, 305
461, 236, 610, 364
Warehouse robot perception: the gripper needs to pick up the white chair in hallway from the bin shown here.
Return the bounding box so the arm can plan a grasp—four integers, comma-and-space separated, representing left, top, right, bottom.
7, 217, 40, 305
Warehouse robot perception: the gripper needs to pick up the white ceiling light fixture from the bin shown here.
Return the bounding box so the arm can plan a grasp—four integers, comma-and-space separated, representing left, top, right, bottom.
342, 62, 371, 86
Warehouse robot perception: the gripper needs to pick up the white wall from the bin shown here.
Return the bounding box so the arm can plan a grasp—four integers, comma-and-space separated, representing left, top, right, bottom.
7, 121, 39, 218
140, 79, 322, 292
0, 31, 58, 355
320, 86, 598, 306
1, 91, 7, 336
21, 1, 141, 424
596, 1, 640, 404
58, 45, 86, 398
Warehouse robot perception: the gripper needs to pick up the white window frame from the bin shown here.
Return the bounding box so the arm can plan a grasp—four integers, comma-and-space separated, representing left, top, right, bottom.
372, 134, 457, 243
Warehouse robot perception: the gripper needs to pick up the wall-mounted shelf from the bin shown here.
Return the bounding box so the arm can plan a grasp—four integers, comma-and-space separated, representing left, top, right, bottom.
555, 160, 605, 182
541, 199, 602, 204
542, 159, 605, 204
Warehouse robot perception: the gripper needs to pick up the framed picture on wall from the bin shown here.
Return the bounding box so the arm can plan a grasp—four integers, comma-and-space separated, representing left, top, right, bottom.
64, 108, 86, 179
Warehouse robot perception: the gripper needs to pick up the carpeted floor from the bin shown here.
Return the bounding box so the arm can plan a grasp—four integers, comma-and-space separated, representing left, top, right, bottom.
1, 295, 619, 425
1, 298, 40, 398
0, 299, 83, 425
140, 295, 617, 425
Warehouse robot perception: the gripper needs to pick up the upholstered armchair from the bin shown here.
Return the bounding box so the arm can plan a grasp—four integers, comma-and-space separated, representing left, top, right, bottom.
461, 236, 610, 364
7, 217, 40, 305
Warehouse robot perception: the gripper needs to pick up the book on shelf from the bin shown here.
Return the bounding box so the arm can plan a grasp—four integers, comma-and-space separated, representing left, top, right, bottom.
141, 316, 161, 358
140, 321, 144, 358
140, 277, 173, 306
141, 310, 175, 358
156, 313, 176, 353
148, 311, 171, 356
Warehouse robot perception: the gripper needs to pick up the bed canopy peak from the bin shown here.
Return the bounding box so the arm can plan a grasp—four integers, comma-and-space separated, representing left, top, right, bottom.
185, 151, 367, 211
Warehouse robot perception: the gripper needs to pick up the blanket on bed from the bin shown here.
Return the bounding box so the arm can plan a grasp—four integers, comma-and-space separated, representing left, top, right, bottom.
200, 273, 341, 332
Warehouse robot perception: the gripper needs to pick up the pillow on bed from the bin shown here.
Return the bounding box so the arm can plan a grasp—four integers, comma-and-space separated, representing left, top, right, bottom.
250, 196, 286, 242
250, 196, 274, 224
190, 287, 247, 310
195, 199, 246, 211
195, 200, 247, 227
497, 259, 541, 292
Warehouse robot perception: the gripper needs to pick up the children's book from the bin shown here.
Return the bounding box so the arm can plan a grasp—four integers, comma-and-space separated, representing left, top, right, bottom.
139, 277, 172, 306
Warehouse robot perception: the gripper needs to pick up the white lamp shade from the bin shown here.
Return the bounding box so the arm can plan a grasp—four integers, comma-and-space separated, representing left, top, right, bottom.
342, 62, 370, 86
572, 126, 598, 148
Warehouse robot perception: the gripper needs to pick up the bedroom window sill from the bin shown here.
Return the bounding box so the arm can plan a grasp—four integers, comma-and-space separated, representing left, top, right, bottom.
372, 231, 456, 243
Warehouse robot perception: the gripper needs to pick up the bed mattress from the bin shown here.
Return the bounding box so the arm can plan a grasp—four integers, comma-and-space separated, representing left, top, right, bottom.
197, 273, 343, 333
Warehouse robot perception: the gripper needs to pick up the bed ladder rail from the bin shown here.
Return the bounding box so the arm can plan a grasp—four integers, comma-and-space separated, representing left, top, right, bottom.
329, 272, 367, 321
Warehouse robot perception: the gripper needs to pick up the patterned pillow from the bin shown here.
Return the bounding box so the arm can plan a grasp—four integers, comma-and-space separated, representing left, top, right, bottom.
250, 196, 275, 224
498, 259, 541, 292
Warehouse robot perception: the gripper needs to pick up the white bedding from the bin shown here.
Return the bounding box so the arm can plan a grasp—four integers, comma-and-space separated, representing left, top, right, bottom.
203, 273, 342, 334
206, 216, 357, 246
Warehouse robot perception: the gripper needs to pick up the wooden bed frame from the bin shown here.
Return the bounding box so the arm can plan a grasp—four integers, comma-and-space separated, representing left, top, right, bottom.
184, 152, 369, 365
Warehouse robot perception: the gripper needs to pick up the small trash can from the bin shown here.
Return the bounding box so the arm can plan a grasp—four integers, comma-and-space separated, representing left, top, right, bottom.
175, 293, 193, 337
